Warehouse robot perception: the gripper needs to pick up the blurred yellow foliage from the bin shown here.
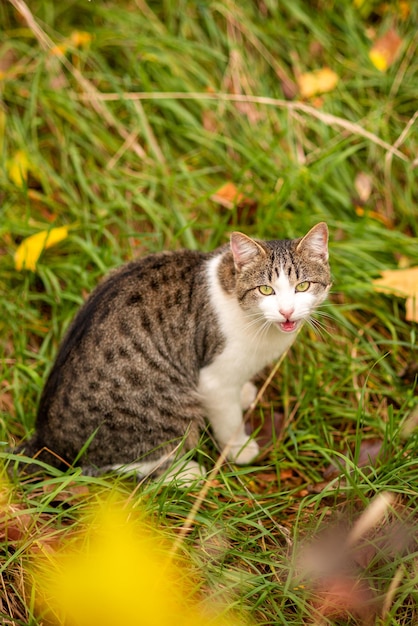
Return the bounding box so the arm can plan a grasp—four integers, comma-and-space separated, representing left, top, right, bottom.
50, 31, 93, 55
32, 500, 244, 626
7, 149, 30, 187
70, 31, 93, 47
14, 226, 69, 271
297, 67, 339, 99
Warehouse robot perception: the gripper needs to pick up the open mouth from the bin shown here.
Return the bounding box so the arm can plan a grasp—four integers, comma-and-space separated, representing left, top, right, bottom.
278, 320, 298, 333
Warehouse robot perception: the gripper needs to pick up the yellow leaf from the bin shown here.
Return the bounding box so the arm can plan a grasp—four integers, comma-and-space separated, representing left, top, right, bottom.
33, 500, 243, 626
369, 29, 402, 72
399, 1, 411, 20
369, 50, 389, 72
373, 266, 418, 322
14, 226, 69, 272
49, 43, 68, 57
297, 67, 339, 99
7, 149, 30, 187
70, 31, 93, 47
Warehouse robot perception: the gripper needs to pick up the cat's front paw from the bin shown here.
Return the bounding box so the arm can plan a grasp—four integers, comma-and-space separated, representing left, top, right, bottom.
227, 437, 260, 465
240, 381, 258, 410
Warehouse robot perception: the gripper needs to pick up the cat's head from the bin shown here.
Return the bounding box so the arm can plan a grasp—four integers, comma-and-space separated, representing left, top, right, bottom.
229, 223, 331, 333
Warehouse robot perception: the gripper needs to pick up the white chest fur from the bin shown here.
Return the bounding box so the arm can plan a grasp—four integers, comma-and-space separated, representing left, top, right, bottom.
199, 254, 296, 390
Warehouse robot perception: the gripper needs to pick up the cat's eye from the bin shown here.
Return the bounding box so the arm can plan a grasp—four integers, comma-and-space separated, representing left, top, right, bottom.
295, 281, 310, 292
258, 285, 274, 296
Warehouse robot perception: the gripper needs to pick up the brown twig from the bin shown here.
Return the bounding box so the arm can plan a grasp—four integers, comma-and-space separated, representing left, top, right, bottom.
75, 91, 411, 162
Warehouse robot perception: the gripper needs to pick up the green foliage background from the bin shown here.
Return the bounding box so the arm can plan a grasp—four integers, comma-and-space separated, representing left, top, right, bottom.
0, 1, 417, 624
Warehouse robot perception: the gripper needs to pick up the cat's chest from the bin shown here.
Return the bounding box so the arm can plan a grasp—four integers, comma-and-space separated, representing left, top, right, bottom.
213, 295, 294, 379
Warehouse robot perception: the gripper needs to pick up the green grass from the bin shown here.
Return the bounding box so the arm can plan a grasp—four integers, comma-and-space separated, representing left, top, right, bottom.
1, 0, 417, 624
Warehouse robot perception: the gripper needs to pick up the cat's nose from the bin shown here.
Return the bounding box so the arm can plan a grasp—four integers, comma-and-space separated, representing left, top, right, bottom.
279, 308, 294, 320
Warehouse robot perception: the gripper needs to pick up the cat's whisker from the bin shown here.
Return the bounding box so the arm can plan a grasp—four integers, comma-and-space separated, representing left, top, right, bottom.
306, 316, 334, 339
243, 312, 269, 332
313, 309, 337, 320
305, 318, 325, 340
249, 318, 273, 348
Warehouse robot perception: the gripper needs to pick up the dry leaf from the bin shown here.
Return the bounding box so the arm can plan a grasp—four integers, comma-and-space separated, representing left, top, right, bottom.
297, 67, 339, 99
246, 410, 284, 449
369, 29, 402, 71
14, 226, 69, 272
354, 206, 393, 228
373, 266, 418, 322
7, 149, 30, 187
398, 1, 411, 20
354, 172, 373, 204
211, 182, 245, 209
323, 438, 384, 481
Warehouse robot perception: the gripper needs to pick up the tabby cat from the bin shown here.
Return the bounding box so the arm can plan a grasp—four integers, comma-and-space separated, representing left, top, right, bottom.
17, 223, 331, 481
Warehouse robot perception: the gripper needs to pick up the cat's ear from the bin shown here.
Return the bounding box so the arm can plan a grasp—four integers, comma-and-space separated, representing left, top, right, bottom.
296, 222, 329, 261
230, 232, 266, 270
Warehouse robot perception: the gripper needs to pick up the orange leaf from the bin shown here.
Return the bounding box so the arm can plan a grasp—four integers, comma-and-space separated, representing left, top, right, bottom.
297, 67, 339, 99
211, 182, 245, 209
14, 226, 69, 272
373, 266, 418, 322
369, 29, 402, 71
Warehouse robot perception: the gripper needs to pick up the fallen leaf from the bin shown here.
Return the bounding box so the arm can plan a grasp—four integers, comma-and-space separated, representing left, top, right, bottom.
211, 182, 245, 209
50, 31, 92, 57
14, 226, 69, 272
246, 410, 284, 449
42, 482, 90, 504
7, 149, 30, 187
70, 31, 93, 47
354, 206, 393, 228
398, 1, 411, 20
373, 266, 418, 322
354, 172, 373, 204
297, 67, 339, 99
369, 29, 402, 72
49, 43, 68, 57
323, 438, 384, 480
202, 109, 219, 133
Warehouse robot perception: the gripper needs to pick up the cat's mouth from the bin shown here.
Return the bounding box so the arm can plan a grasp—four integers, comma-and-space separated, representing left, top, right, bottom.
277, 320, 299, 333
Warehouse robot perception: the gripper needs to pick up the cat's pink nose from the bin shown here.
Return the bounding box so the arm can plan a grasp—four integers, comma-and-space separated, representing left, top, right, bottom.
279, 308, 294, 320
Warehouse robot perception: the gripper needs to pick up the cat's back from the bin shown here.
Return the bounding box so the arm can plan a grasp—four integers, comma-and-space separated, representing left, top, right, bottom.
38, 248, 224, 420
50, 248, 217, 369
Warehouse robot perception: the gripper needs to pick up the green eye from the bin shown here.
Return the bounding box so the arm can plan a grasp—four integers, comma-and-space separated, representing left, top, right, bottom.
259, 285, 274, 296
295, 281, 310, 292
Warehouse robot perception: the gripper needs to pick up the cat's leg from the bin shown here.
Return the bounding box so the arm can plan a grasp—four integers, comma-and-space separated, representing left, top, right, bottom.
210, 397, 259, 464
86, 453, 205, 486
199, 375, 259, 464
161, 460, 206, 485
240, 381, 258, 410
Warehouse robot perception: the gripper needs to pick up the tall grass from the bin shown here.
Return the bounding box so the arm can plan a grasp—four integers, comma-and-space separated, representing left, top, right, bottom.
0, 0, 417, 624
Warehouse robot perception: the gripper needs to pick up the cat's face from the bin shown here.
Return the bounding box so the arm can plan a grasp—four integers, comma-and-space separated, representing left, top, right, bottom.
230, 223, 331, 334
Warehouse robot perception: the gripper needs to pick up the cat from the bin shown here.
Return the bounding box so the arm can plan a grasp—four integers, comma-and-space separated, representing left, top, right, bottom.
16, 222, 331, 482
